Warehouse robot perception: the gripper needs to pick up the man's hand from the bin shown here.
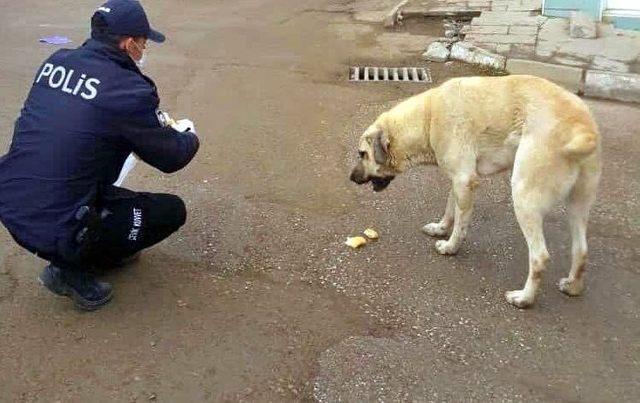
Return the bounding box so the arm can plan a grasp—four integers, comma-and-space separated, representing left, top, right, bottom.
157, 111, 196, 134
171, 119, 196, 135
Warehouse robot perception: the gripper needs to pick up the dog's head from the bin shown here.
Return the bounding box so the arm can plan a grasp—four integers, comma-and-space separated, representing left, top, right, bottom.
349, 125, 397, 192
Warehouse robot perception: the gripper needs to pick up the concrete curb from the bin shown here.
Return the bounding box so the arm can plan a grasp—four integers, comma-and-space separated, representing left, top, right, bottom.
452, 42, 506, 70
505, 59, 640, 103
585, 71, 640, 103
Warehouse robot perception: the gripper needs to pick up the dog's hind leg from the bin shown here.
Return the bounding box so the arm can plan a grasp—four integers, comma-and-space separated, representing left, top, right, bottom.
423, 189, 454, 237
505, 140, 576, 308
506, 200, 550, 308
434, 173, 478, 255
559, 165, 599, 296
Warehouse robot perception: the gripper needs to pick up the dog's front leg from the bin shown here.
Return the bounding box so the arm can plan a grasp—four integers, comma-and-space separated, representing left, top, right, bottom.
422, 189, 454, 237
435, 174, 477, 255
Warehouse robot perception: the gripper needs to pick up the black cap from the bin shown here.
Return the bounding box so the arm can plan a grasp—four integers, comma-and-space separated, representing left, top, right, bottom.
93, 0, 165, 43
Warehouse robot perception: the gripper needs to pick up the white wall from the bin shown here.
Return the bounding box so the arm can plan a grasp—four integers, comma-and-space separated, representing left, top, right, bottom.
606, 0, 640, 13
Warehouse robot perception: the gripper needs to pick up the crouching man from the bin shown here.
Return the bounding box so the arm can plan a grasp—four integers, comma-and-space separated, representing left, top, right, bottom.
0, 0, 199, 310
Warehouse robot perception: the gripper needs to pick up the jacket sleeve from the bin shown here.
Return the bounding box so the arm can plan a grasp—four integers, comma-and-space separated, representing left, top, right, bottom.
118, 121, 200, 173
112, 104, 199, 173
106, 72, 200, 173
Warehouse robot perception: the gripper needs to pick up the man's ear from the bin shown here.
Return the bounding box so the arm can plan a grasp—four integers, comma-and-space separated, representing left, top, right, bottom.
118, 37, 129, 51
372, 128, 390, 165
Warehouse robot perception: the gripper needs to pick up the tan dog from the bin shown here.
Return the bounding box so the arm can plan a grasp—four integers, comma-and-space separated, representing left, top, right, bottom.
350, 75, 601, 308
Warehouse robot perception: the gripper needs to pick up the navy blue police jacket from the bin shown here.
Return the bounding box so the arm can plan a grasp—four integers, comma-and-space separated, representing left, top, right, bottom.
0, 39, 199, 257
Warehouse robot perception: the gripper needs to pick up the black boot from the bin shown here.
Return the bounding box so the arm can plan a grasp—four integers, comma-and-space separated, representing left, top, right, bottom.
38, 265, 113, 311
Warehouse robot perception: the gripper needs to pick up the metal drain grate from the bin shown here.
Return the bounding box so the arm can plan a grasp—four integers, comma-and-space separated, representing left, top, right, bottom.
349, 66, 432, 83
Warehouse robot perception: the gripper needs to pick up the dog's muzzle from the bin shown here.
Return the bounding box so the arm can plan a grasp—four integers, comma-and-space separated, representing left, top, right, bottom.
350, 170, 369, 185
350, 170, 395, 192
371, 176, 394, 192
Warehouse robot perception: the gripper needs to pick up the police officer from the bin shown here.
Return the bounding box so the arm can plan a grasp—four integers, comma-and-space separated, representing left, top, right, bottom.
0, 0, 200, 311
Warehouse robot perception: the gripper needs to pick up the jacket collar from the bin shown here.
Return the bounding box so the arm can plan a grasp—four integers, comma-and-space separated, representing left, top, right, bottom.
81, 39, 158, 93
82, 39, 140, 72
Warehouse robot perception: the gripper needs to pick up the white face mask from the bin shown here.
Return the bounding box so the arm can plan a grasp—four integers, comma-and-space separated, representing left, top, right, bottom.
127, 39, 147, 70
135, 52, 147, 70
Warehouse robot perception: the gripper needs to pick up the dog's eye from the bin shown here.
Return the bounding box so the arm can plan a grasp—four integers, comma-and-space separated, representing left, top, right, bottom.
359, 151, 367, 159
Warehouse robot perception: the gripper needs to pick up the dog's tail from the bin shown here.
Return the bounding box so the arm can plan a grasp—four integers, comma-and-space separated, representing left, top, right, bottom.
562, 125, 598, 158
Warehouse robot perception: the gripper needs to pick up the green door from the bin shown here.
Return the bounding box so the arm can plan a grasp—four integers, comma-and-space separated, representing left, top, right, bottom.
543, 0, 602, 20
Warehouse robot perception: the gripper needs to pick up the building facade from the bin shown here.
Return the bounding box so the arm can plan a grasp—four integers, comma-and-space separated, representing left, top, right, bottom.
543, 0, 640, 30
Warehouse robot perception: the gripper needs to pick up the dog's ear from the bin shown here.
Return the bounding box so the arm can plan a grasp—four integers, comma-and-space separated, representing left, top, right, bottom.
372, 129, 390, 165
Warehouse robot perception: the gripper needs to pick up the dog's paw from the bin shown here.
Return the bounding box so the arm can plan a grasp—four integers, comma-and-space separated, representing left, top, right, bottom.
422, 222, 449, 237
435, 239, 458, 255
505, 289, 535, 309
558, 277, 584, 297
